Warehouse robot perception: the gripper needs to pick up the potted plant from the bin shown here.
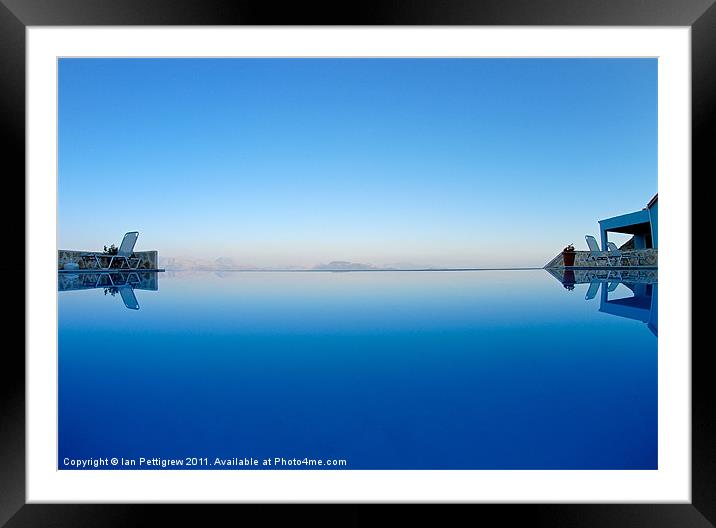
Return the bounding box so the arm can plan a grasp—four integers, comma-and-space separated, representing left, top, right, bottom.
562, 243, 576, 267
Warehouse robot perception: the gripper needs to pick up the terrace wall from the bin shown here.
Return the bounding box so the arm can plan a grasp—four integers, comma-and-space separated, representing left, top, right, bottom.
58, 250, 159, 270
543, 249, 657, 268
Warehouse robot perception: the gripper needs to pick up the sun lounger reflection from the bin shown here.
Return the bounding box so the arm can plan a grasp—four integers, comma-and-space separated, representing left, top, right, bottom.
585, 279, 620, 300
96, 272, 141, 309
58, 271, 158, 310
103, 284, 140, 310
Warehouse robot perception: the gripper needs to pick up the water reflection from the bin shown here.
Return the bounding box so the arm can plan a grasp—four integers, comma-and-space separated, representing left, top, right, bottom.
58, 271, 159, 310
545, 268, 657, 336
58, 270, 657, 469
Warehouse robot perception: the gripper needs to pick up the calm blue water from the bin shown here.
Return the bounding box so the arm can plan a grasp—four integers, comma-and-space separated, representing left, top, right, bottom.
58, 270, 657, 470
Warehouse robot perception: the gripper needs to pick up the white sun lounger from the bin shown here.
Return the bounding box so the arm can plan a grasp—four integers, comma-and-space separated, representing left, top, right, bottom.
84, 232, 141, 270
585, 235, 618, 267
607, 241, 643, 267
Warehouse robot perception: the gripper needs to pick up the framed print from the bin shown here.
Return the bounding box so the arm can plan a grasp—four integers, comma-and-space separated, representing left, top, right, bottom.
2, 0, 710, 526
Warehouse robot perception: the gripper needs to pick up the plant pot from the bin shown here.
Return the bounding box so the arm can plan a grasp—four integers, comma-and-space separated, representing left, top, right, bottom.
562, 251, 576, 267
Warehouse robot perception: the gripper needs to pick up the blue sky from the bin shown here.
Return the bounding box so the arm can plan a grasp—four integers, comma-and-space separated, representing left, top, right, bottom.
58, 58, 656, 268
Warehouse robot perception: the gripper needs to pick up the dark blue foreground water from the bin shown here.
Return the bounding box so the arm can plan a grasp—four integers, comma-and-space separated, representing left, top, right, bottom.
58, 270, 657, 470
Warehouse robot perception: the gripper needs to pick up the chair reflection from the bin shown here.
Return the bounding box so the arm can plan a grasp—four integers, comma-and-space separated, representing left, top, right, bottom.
58, 271, 159, 310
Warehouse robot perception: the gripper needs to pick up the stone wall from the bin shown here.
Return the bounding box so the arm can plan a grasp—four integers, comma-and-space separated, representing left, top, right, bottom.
58, 250, 159, 270
544, 249, 657, 268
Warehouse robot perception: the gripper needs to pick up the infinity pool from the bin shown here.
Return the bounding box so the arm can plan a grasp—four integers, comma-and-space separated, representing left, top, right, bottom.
58, 269, 657, 470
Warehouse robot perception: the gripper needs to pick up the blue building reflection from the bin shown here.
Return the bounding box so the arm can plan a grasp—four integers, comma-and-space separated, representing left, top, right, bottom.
546, 268, 657, 337
596, 281, 658, 337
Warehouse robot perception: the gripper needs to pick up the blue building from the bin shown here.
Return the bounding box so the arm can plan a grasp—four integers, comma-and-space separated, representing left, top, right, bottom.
598, 194, 658, 250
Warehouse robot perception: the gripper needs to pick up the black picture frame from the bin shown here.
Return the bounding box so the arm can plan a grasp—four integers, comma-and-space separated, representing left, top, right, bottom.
2, 1, 708, 525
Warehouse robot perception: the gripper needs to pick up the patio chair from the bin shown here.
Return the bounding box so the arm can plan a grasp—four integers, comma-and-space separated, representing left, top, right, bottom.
608, 241, 643, 267
585, 235, 616, 267
606, 242, 628, 266
83, 232, 141, 270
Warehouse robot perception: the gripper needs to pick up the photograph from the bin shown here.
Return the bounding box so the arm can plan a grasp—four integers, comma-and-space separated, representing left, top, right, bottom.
57, 57, 658, 471
1, 0, 710, 518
